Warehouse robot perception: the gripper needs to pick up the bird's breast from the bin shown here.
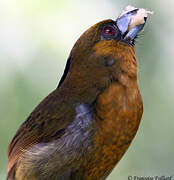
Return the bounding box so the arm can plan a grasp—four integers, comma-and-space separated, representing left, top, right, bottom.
81, 81, 143, 179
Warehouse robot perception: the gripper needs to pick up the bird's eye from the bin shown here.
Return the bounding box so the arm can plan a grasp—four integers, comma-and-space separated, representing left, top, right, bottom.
101, 24, 121, 41
103, 26, 115, 35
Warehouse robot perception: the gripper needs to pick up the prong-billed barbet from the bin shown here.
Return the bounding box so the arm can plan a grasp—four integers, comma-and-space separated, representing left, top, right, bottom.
7, 6, 152, 180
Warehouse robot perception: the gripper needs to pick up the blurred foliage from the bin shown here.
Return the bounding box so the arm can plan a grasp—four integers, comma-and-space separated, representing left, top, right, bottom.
1, 0, 174, 179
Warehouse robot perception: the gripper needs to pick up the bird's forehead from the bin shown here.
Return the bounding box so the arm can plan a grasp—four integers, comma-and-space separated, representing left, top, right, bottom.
84, 19, 115, 36
95, 19, 115, 27
90, 19, 114, 29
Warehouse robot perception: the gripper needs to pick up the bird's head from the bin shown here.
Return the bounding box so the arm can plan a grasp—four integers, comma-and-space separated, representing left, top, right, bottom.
58, 7, 152, 99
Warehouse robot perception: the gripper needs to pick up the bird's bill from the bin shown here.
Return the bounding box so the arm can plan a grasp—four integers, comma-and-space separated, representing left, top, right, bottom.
116, 8, 147, 42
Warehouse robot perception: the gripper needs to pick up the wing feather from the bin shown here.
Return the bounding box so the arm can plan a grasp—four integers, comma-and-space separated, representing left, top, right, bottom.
7, 89, 75, 176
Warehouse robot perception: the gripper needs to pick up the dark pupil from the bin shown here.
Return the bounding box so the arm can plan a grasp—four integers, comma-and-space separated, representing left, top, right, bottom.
104, 27, 114, 35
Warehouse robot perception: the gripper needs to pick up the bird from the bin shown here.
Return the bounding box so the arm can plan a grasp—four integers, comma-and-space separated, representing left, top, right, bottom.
7, 6, 150, 180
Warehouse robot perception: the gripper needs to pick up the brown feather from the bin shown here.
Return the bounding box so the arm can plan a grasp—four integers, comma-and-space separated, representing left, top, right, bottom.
7, 19, 143, 180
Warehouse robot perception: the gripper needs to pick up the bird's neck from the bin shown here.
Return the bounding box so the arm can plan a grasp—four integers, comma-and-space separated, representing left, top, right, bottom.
57, 70, 137, 107
57, 44, 138, 105
57, 78, 100, 105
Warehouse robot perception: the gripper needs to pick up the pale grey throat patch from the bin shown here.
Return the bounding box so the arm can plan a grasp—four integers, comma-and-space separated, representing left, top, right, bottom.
17, 103, 96, 180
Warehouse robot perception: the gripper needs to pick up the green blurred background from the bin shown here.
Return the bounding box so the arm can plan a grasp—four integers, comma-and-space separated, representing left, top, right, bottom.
1, 0, 174, 179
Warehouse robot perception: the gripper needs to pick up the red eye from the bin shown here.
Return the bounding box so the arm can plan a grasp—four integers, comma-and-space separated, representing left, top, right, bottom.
103, 26, 115, 35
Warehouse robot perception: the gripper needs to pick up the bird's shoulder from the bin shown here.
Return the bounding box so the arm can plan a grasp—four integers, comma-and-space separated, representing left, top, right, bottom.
7, 89, 94, 177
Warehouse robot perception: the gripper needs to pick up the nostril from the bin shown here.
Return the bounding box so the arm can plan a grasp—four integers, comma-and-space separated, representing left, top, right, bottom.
127, 8, 139, 15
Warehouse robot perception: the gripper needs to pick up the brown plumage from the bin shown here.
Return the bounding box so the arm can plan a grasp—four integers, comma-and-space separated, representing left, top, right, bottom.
7, 7, 148, 180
